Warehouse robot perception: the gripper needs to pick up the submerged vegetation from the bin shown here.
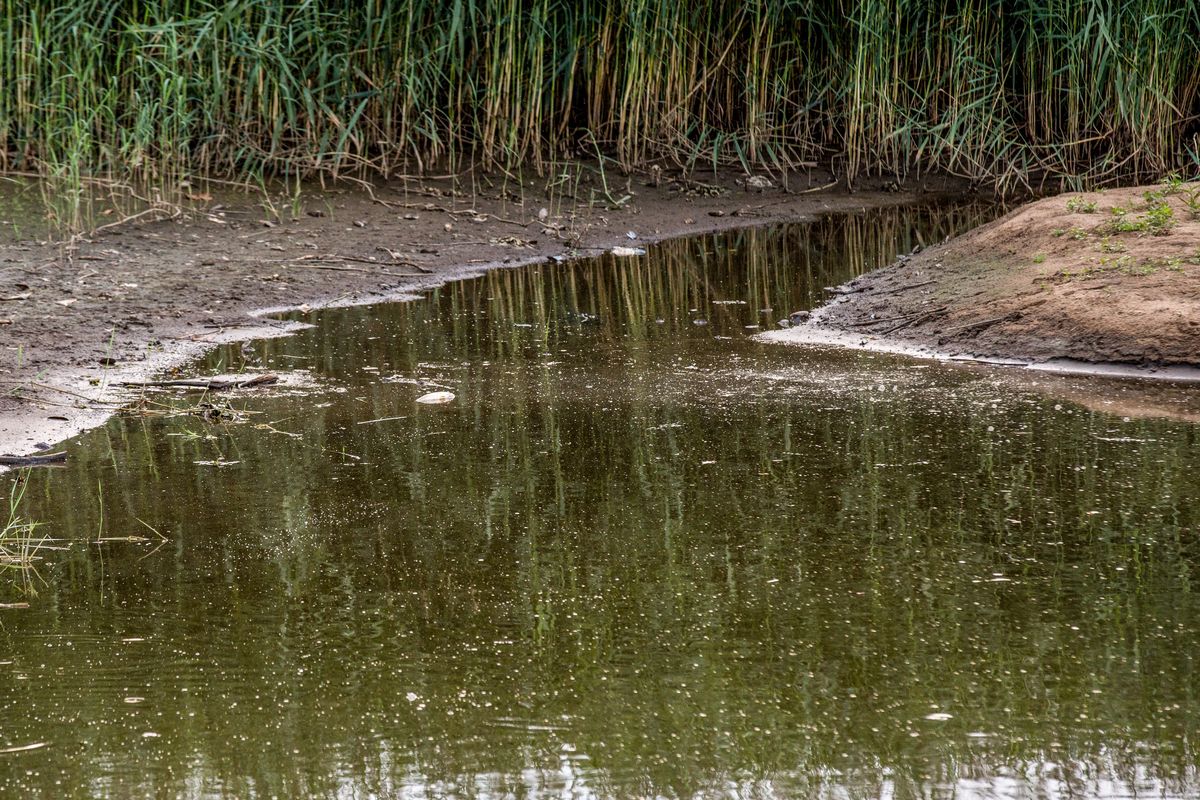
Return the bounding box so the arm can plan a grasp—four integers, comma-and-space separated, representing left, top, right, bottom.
1, 0, 1198, 215
1, 473, 44, 595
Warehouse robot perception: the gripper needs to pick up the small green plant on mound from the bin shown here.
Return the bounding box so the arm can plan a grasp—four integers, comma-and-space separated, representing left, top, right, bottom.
1056, 252, 1185, 283
1144, 202, 1177, 234
1051, 227, 1088, 240
1183, 188, 1200, 219
1098, 237, 1126, 253
1032, 253, 1047, 263
1158, 257, 1185, 272
1161, 174, 1186, 194
1053, 264, 1106, 282
1109, 202, 1176, 235
1123, 261, 1160, 276
1096, 255, 1176, 276
1066, 196, 1098, 213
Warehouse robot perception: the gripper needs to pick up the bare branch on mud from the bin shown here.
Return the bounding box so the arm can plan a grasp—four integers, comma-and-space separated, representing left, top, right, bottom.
0, 451, 68, 466
117, 374, 278, 390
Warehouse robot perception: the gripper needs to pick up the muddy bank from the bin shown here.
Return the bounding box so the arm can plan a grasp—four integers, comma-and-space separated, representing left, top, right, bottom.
767, 184, 1200, 373
0, 166, 968, 457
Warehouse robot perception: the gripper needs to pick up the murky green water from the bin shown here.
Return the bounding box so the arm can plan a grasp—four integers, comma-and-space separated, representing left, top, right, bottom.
4, 203, 1200, 799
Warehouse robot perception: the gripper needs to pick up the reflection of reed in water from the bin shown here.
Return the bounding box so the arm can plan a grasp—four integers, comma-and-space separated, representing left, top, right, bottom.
14, 376, 1200, 798
9, 201, 1200, 799
435, 200, 999, 349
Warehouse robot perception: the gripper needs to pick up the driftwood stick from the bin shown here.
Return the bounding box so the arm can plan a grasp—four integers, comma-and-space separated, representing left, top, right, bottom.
118, 374, 278, 390
0, 451, 68, 466
287, 262, 423, 277
315, 253, 392, 266
796, 179, 837, 193
879, 305, 948, 335
887, 278, 936, 292
377, 248, 434, 272
940, 312, 1019, 334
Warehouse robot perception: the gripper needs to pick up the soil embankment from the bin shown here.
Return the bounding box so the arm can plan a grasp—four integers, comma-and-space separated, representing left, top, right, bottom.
769, 184, 1200, 372
0, 167, 963, 456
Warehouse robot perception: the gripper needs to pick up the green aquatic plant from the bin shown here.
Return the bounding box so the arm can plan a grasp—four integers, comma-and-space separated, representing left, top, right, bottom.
1, 474, 45, 595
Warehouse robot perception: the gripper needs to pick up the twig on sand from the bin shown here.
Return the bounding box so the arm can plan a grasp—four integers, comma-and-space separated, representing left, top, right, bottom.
314, 253, 389, 266
90, 206, 181, 235
846, 314, 911, 327
377, 247, 434, 272
288, 262, 423, 278
797, 179, 839, 194
940, 312, 1020, 334
24, 382, 111, 404
290, 252, 432, 276
879, 305, 948, 335
884, 278, 937, 293
118, 374, 278, 390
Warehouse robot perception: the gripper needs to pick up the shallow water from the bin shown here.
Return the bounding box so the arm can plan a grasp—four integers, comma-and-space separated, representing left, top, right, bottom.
4, 202, 1200, 799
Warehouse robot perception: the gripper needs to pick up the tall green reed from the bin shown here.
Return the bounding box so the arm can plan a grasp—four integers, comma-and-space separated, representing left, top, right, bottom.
0, 0, 1197, 214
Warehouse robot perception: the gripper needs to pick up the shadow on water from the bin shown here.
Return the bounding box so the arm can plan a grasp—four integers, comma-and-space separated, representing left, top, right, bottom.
3, 200, 1200, 798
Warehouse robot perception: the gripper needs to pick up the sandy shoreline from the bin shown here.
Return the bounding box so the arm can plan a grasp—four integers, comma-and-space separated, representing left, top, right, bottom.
760, 309, 1200, 384
0, 166, 966, 457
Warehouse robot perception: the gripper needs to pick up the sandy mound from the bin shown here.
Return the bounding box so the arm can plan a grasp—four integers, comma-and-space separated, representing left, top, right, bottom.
796, 183, 1200, 366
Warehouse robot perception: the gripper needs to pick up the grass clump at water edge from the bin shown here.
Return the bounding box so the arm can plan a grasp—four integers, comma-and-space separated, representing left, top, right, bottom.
1, 473, 46, 596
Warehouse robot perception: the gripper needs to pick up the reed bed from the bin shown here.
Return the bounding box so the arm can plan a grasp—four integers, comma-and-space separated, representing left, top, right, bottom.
1, 0, 1197, 205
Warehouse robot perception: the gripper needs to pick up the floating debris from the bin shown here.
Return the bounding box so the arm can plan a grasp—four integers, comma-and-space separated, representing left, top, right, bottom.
416, 391, 456, 405
610, 246, 645, 257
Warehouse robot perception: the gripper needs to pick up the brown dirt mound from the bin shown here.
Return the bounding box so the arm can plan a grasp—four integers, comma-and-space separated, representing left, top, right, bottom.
808, 184, 1200, 366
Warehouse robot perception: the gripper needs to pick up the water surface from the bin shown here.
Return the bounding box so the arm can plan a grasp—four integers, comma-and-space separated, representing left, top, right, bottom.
4, 202, 1200, 798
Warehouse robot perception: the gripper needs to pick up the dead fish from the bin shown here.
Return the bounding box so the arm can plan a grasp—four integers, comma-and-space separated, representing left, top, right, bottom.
416, 391, 456, 405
